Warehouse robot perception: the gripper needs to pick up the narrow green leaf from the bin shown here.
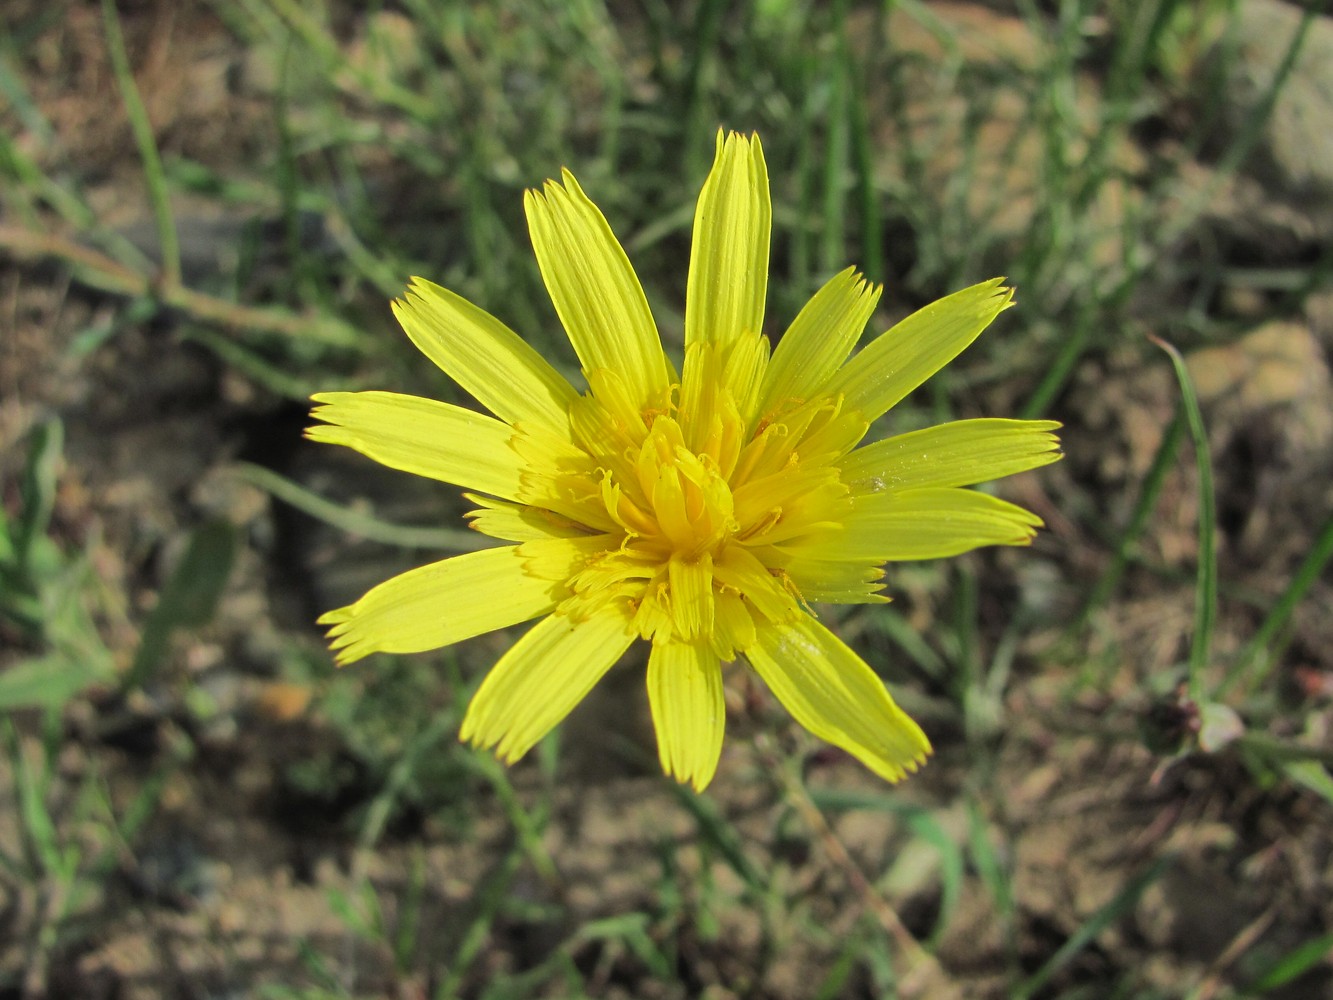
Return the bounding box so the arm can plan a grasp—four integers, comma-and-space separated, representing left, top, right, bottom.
124, 520, 237, 691
1014, 855, 1172, 1000
5, 719, 65, 877
1246, 928, 1333, 994
1151, 336, 1215, 703
233, 462, 486, 551
0, 654, 113, 711
101, 0, 180, 286
671, 781, 766, 891
966, 797, 1017, 935
864, 606, 948, 681
1281, 760, 1333, 809
16, 419, 62, 569
1075, 410, 1183, 630
393, 849, 427, 971
1220, 510, 1333, 696
821, 25, 849, 275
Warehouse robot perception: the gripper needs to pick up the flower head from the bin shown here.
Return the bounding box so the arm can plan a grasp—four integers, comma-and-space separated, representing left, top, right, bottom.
309, 132, 1061, 790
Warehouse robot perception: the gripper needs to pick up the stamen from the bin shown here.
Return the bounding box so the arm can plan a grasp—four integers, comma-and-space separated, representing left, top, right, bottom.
571, 373, 852, 642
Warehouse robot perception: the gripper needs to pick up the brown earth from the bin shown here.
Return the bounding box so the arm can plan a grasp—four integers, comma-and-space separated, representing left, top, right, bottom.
2, 2, 1332, 999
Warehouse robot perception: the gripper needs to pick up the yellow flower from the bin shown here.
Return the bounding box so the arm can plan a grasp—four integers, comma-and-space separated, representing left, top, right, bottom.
308, 132, 1061, 791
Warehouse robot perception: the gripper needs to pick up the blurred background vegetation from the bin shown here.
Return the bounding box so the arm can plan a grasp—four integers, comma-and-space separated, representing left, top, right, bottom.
2, 0, 1332, 997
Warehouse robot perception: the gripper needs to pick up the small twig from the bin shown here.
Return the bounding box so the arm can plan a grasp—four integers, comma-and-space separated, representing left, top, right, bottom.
755, 733, 962, 999
0, 223, 358, 346
0, 224, 145, 295
1190, 906, 1277, 1000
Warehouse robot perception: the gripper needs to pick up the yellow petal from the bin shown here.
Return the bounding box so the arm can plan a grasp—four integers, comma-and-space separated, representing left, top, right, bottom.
460, 606, 636, 763
524, 171, 672, 412
841, 419, 1063, 493
686, 131, 771, 354
746, 615, 930, 783
318, 546, 559, 665
307, 391, 523, 500
463, 494, 592, 542
668, 554, 714, 641
775, 554, 888, 604
792, 406, 870, 467
392, 277, 577, 431
832, 487, 1044, 562
713, 589, 756, 659
713, 545, 800, 624
519, 533, 617, 583
826, 279, 1014, 422
759, 267, 880, 419
508, 421, 614, 530
647, 640, 725, 791
678, 341, 723, 455
722, 329, 771, 432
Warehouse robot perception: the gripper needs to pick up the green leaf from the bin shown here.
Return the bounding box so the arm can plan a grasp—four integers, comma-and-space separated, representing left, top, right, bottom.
1282, 760, 1333, 809
4, 718, 77, 879
1151, 337, 1216, 703
123, 520, 238, 691
15, 419, 62, 570
1245, 929, 1333, 994
233, 462, 485, 551
0, 653, 114, 711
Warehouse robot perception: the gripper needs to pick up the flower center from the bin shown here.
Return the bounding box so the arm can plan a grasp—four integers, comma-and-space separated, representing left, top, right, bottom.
546, 338, 866, 656
607, 414, 738, 558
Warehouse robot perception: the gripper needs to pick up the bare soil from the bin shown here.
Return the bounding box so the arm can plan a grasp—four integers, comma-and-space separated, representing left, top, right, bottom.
2, 3, 1332, 999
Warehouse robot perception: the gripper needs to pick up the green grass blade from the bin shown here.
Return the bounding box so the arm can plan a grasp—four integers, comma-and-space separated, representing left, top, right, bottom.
462, 752, 559, 887
4, 718, 65, 877
1279, 759, 1333, 809
393, 848, 428, 972
1020, 294, 1096, 420
1014, 855, 1173, 1000
357, 712, 456, 852
0, 654, 113, 711
101, 0, 180, 287
14, 419, 61, 571
1158, 4, 1317, 250
1220, 510, 1333, 697
809, 788, 965, 944
681, 0, 727, 178
966, 796, 1018, 972
176, 327, 331, 401
814, 924, 869, 1000
1245, 928, 1333, 995
123, 519, 238, 691
1075, 410, 1184, 631
232, 462, 487, 551
1151, 336, 1216, 702
433, 848, 524, 1000
864, 606, 949, 684
821, 11, 850, 276
574, 913, 672, 980
670, 782, 766, 892
845, 25, 884, 284
790, 55, 817, 295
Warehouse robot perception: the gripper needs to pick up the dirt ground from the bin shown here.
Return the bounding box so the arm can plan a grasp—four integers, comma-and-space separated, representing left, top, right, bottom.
2, 2, 1332, 998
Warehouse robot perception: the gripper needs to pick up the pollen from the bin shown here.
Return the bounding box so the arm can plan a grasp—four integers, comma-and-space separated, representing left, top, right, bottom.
550, 335, 843, 659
